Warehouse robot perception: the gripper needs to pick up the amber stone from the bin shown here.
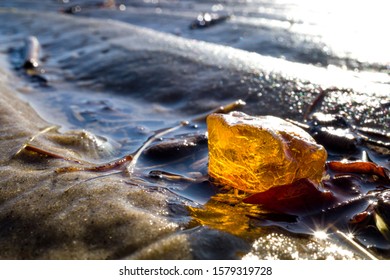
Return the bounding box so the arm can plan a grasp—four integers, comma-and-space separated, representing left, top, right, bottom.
207, 112, 327, 193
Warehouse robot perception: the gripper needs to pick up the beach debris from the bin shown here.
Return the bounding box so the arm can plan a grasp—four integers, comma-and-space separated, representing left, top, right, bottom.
22, 36, 41, 70
62, 0, 118, 14
189, 12, 230, 29
288, 112, 390, 153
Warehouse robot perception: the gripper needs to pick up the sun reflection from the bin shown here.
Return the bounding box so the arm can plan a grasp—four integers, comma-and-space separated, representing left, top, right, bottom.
335, 230, 378, 260
346, 232, 355, 240
313, 230, 328, 240
242, 231, 359, 260
282, 0, 389, 63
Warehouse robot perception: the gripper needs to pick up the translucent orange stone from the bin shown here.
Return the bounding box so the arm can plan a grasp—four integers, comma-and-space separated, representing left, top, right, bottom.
207, 112, 327, 193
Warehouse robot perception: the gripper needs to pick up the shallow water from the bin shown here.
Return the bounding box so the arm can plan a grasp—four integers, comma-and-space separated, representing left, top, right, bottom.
0, 0, 389, 259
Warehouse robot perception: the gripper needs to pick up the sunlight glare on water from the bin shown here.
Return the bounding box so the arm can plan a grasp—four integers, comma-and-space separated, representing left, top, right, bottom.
279, 0, 390, 64
313, 230, 328, 240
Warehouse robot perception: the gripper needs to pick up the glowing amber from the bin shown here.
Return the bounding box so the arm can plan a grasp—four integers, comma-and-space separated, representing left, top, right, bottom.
207, 112, 327, 193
